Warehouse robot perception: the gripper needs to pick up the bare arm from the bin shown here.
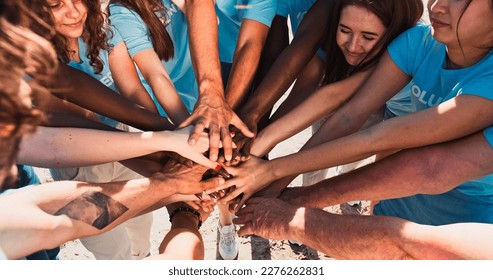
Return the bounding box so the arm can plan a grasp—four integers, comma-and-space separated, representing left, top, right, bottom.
281, 130, 493, 208
235, 198, 493, 259
237, 0, 335, 125
253, 15, 290, 90
133, 49, 190, 125
252, 69, 373, 156
179, 0, 253, 162
51, 64, 174, 131
225, 19, 271, 110
0, 164, 226, 260
109, 42, 160, 115
18, 126, 219, 169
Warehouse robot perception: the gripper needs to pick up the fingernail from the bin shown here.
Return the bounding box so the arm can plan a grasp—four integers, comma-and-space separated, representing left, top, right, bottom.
230, 131, 236, 137
215, 164, 222, 171
189, 138, 196, 145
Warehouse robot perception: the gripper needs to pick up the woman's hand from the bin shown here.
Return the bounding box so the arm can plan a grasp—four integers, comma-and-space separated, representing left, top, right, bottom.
163, 126, 219, 169
217, 156, 276, 212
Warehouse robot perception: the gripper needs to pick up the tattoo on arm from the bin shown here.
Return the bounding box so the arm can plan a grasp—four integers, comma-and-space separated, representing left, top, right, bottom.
55, 191, 129, 230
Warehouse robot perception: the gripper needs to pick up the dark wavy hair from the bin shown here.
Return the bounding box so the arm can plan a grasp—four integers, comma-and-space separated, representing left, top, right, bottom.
0, 0, 57, 190
109, 0, 174, 61
38, 0, 110, 74
323, 0, 423, 84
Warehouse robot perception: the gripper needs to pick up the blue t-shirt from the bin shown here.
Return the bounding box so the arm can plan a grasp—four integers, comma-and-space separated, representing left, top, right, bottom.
216, 0, 277, 63
374, 25, 493, 225
109, 0, 198, 114
276, 0, 316, 35
68, 31, 123, 127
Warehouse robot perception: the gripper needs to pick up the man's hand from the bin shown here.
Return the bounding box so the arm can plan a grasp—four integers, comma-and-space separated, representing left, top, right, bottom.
179, 94, 253, 162
229, 114, 258, 162
154, 160, 226, 196
233, 197, 300, 240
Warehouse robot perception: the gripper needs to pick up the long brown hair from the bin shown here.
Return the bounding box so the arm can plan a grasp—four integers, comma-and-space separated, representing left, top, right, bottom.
323, 0, 423, 84
39, 0, 110, 74
109, 0, 174, 61
0, 0, 58, 190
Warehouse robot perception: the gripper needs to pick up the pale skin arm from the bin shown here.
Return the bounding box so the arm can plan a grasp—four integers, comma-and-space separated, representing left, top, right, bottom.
0, 164, 226, 260
280, 130, 493, 208
252, 69, 373, 157
51, 64, 175, 131
18, 126, 219, 169
220, 52, 493, 208
234, 198, 493, 259
225, 19, 271, 110
133, 49, 190, 126
109, 42, 160, 114
177, 0, 253, 162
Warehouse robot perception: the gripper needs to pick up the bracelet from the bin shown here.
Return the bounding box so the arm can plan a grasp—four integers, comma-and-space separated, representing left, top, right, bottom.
169, 207, 202, 229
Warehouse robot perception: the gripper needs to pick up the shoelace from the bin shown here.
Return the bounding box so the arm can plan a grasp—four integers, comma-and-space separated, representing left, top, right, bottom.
220, 230, 236, 246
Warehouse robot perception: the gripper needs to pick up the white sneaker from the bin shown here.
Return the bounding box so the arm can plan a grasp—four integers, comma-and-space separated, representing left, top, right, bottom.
218, 223, 239, 260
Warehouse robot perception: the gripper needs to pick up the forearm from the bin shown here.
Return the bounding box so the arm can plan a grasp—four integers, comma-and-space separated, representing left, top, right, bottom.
52, 65, 174, 131
239, 43, 318, 123
253, 15, 289, 89
253, 71, 371, 156
225, 42, 263, 110
18, 127, 175, 168
0, 177, 174, 259
287, 208, 412, 259
184, 0, 223, 97
225, 20, 269, 110
287, 131, 493, 208
149, 74, 190, 125
292, 208, 489, 259
238, 1, 332, 122
304, 211, 493, 259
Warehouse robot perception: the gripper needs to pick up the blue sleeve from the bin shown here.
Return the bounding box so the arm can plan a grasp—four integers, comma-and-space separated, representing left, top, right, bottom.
460, 54, 493, 101
276, 0, 288, 17
109, 4, 154, 58
483, 127, 493, 149
244, 0, 278, 27
387, 25, 433, 76
108, 25, 124, 47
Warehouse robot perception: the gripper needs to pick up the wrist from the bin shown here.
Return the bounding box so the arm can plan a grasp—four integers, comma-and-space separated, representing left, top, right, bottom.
153, 130, 173, 152
169, 207, 202, 229
265, 159, 288, 182
198, 79, 224, 97
149, 174, 175, 197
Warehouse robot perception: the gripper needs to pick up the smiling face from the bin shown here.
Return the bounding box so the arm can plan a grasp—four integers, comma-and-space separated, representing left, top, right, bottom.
428, 0, 493, 48
336, 5, 386, 66
47, 0, 87, 40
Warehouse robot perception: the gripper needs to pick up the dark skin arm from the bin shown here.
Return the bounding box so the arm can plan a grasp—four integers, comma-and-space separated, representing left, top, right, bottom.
238, 0, 333, 126
50, 64, 174, 131
252, 15, 290, 91
233, 0, 335, 159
